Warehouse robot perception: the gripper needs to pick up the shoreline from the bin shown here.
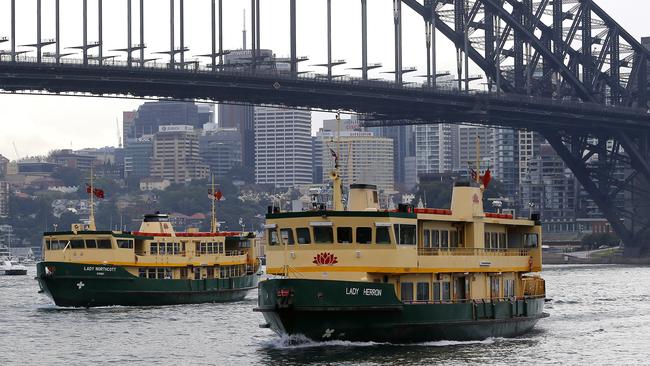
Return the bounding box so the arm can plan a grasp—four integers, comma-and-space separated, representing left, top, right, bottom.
543, 252, 650, 265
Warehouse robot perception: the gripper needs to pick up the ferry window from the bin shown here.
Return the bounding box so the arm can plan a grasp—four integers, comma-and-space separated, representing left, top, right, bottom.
117, 239, 133, 249
314, 227, 333, 244
207, 267, 214, 278
423, 230, 431, 248
49, 240, 63, 250
490, 277, 500, 299
376, 227, 392, 244
373, 191, 378, 204
441, 282, 451, 302
356, 227, 372, 244
280, 229, 295, 245
395, 224, 416, 245
490, 233, 498, 250
267, 229, 279, 246
180, 268, 187, 279
147, 268, 156, 278
450, 230, 458, 248
98, 239, 112, 249
150, 242, 158, 254
432, 230, 440, 248
164, 268, 172, 279
138, 268, 146, 278
524, 233, 538, 248
85, 239, 97, 248
156, 268, 165, 279
337, 227, 352, 244
433, 282, 441, 302
198, 243, 206, 254
499, 233, 507, 249
504, 279, 515, 298
416, 282, 430, 302
296, 228, 311, 244
458, 227, 465, 245
174, 243, 180, 254
70, 240, 85, 249
400, 282, 414, 302
440, 230, 449, 248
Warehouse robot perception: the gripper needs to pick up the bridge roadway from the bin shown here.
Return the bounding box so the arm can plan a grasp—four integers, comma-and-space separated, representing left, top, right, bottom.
1, 57, 649, 133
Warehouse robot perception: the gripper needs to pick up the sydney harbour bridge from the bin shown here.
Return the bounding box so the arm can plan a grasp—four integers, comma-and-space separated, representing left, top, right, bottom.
0, 0, 649, 255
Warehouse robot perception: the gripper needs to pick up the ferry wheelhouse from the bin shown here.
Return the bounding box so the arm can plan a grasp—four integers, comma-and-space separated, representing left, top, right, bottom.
37, 212, 259, 307
255, 146, 547, 342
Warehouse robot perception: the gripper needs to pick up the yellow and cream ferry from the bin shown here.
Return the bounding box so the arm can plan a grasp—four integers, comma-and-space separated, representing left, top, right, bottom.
37, 178, 260, 307
255, 128, 547, 343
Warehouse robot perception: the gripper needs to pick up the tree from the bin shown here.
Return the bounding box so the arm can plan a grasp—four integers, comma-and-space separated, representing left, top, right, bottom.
52, 166, 83, 187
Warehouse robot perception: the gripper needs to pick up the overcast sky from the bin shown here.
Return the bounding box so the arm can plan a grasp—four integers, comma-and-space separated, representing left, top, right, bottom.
0, 0, 648, 159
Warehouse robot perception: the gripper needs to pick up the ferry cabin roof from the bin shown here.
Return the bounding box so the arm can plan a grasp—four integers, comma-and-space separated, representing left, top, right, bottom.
264, 185, 542, 279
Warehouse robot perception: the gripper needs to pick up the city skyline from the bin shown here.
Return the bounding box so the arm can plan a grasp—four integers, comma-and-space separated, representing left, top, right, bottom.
0, 0, 647, 159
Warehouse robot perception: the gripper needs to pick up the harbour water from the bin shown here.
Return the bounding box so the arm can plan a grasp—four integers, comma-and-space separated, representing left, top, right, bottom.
2, 265, 649, 365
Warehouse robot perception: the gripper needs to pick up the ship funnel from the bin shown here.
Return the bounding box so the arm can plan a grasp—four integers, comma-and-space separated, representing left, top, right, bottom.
139, 213, 176, 235
348, 184, 379, 211
450, 182, 484, 219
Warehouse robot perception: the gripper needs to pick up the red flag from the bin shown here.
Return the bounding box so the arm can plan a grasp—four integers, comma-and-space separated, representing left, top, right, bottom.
93, 188, 105, 199
481, 169, 492, 188
86, 184, 92, 194
214, 190, 223, 201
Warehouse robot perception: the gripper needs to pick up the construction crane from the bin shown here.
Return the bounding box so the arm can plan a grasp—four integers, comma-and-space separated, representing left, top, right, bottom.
116, 118, 123, 148
12, 141, 21, 160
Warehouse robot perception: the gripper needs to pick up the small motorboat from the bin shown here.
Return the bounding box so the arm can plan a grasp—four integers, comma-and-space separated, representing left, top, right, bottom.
1, 260, 28, 275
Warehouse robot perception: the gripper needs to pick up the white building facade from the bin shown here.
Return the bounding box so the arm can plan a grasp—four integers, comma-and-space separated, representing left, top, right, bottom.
254, 107, 313, 188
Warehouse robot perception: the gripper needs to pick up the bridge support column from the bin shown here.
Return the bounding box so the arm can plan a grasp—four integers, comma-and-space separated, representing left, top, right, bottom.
211, 0, 216, 69
219, 0, 223, 67
170, 0, 175, 68
393, 0, 402, 84
361, 0, 368, 80
11, 0, 15, 62
139, 0, 143, 67
99, 0, 104, 66
83, 0, 88, 65
251, 0, 256, 71
327, 0, 332, 79
55, 0, 60, 63
127, 0, 132, 67
36, 0, 41, 63
290, 0, 297, 74
180, 0, 184, 68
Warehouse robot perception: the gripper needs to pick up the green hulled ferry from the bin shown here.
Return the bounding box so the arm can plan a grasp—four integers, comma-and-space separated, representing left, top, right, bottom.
37, 212, 259, 307
255, 125, 547, 343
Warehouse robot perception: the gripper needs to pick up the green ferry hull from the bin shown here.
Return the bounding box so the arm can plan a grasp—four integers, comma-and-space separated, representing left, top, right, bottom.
37, 262, 257, 307
255, 278, 547, 343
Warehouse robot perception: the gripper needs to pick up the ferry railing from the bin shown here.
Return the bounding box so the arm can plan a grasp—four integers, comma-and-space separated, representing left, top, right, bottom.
224, 250, 246, 256
402, 295, 544, 305
417, 247, 530, 257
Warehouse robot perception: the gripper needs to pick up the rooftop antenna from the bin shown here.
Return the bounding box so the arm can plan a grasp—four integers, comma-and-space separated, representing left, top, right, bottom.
242, 9, 247, 50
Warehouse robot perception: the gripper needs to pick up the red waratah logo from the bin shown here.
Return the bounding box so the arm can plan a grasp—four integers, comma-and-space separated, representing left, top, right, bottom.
313, 252, 338, 266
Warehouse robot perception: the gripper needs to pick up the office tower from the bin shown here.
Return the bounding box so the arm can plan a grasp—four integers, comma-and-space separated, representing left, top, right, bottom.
199, 128, 243, 178
254, 107, 312, 188
0, 181, 8, 218
124, 136, 154, 178
319, 130, 395, 192
150, 126, 209, 184
130, 101, 204, 139
414, 124, 454, 175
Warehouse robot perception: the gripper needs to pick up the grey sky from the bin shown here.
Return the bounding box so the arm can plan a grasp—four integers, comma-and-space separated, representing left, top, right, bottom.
0, 0, 647, 159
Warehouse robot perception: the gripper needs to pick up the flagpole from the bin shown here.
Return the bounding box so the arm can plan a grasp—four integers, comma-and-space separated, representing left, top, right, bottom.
211, 174, 217, 233
88, 164, 96, 230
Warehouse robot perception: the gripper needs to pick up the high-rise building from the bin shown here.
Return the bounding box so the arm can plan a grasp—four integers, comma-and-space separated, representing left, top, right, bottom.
0, 181, 9, 218
199, 128, 242, 178
517, 131, 544, 186
0, 154, 8, 178
312, 136, 324, 184
520, 143, 577, 220
319, 131, 395, 192
49, 149, 97, 174
150, 125, 209, 184
124, 136, 154, 178
366, 124, 415, 188
254, 107, 312, 188
218, 49, 280, 171
122, 111, 136, 148
455, 125, 494, 176
414, 124, 454, 175
492, 128, 520, 201
129, 102, 204, 139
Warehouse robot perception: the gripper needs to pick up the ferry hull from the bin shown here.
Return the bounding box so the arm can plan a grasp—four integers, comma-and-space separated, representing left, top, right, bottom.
255, 279, 547, 343
37, 262, 258, 307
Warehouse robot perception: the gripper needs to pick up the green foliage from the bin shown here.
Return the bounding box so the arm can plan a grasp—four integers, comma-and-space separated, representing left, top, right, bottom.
581, 232, 620, 250
52, 166, 83, 186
